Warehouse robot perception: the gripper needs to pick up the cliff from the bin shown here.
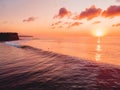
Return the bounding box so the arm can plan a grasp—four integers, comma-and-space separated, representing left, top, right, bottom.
0, 32, 19, 41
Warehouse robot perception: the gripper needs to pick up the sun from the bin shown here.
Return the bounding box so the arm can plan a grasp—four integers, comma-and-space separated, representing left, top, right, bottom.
96, 30, 103, 37
92, 29, 105, 37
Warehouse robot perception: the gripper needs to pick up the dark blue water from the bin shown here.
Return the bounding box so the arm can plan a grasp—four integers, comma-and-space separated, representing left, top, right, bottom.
0, 41, 120, 90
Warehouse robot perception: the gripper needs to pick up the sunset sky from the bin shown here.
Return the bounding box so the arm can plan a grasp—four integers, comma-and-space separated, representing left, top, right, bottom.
0, 0, 120, 38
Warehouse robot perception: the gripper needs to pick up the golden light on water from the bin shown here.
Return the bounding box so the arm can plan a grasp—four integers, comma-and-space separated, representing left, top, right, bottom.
95, 44, 102, 61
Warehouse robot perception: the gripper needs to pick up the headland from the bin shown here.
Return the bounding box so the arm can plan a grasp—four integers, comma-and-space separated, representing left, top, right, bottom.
0, 32, 19, 41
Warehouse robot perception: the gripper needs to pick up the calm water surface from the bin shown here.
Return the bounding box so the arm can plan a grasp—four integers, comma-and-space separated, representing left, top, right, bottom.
22, 37, 120, 65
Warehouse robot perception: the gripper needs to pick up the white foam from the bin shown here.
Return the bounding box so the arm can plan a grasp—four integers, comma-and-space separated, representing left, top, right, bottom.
5, 41, 23, 48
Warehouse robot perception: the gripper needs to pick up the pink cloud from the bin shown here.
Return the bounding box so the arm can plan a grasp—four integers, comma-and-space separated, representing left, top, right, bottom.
112, 23, 120, 27
51, 21, 62, 26
68, 22, 83, 28
64, 22, 72, 25
102, 5, 120, 18
116, 0, 120, 2
92, 21, 101, 24
54, 7, 72, 18
3, 21, 8, 24
51, 27, 56, 29
74, 5, 102, 20
58, 25, 63, 28
23, 16, 37, 22
51, 21, 63, 29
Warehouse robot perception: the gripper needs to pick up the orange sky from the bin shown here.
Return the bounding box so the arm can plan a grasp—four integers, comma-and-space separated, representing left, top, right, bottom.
0, 0, 120, 38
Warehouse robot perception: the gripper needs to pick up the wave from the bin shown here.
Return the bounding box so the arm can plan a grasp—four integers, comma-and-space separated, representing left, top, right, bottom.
4, 41, 91, 65
5, 41, 25, 48
2, 40, 120, 89
4, 40, 120, 68
5, 41, 71, 56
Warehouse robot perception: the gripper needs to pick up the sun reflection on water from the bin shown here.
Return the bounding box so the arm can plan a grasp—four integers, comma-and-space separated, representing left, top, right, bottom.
95, 37, 102, 61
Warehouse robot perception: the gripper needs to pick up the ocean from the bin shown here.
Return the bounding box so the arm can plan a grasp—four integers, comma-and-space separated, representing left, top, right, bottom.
0, 36, 120, 90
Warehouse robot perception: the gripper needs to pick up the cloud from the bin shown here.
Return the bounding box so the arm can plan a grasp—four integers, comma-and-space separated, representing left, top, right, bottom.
64, 22, 72, 25
112, 23, 120, 27
52, 5, 120, 30
92, 21, 101, 24
54, 7, 72, 18
102, 5, 120, 18
23, 16, 37, 22
74, 5, 102, 20
116, 0, 120, 2
51, 21, 62, 26
51, 21, 63, 29
68, 22, 83, 28
58, 26, 63, 28
51, 27, 56, 29
3, 21, 8, 24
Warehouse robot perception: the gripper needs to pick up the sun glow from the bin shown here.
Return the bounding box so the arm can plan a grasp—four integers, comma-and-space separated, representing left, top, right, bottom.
96, 30, 103, 37
92, 29, 105, 37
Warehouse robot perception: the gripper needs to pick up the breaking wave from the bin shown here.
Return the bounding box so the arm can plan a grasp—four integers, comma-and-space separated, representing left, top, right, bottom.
0, 41, 120, 90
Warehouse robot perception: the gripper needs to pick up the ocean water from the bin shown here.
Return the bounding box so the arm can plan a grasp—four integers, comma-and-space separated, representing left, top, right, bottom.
0, 36, 120, 89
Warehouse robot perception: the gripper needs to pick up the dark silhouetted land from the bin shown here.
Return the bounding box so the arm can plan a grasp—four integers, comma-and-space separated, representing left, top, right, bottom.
0, 32, 19, 41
